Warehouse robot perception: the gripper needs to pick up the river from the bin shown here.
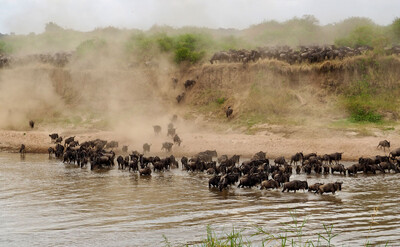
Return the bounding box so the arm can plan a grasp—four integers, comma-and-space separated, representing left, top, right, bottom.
1, 153, 399, 246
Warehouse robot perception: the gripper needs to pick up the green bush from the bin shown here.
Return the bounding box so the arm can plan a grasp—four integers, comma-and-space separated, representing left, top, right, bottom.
76, 38, 107, 57
125, 32, 207, 64
173, 34, 206, 64
0, 40, 13, 54
342, 79, 383, 123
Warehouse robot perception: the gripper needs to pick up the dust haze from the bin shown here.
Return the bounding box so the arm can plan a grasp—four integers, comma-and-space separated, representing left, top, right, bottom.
0, 35, 202, 152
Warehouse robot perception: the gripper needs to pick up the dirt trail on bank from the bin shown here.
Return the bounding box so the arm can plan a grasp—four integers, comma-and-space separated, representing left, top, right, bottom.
1, 126, 398, 161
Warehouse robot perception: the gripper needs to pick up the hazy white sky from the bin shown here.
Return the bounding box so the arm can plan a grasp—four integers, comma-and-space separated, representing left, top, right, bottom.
0, 0, 399, 34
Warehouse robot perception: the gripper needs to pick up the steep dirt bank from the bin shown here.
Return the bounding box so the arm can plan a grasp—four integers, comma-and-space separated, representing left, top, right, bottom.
173, 56, 400, 125
1, 55, 400, 161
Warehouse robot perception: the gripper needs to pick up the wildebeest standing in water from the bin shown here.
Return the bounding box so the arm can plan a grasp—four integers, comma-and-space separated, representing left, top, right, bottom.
225, 106, 233, 118
19, 144, 26, 156
29, 120, 35, 129
153, 125, 161, 135
377, 140, 390, 152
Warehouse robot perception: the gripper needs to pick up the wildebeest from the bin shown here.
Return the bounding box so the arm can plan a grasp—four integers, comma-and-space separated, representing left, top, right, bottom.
274, 156, 286, 165
290, 152, 303, 165
64, 136, 75, 146
210, 51, 231, 64
308, 183, 324, 192
282, 180, 308, 192
143, 143, 151, 153
167, 128, 176, 137
389, 148, 400, 159
49, 133, 59, 142
317, 182, 342, 195
19, 144, 26, 155
377, 140, 390, 152
208, 175, 221, 188
139, 166, 152, 176
328, 152, 343, 164
173, 134, 182, 146
122, 145, 128, 153
153, 125, 161, 135
331, 163, 346, 175
184, 80, 196, 90
225, 106, 233, 118
161, 142, 173, 152
105, 141, 118, 149
260, 179, 279, 190
48, 147, 55, 157
176, 92, 185, 103
29, 120, 35, 129
55, 137, 63, 144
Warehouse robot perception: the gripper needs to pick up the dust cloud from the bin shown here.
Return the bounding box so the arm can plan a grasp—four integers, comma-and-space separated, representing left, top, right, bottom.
0, 38, 197, 150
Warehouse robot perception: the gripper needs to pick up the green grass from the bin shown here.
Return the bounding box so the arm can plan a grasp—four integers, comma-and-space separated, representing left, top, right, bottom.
162, 210, 393, 247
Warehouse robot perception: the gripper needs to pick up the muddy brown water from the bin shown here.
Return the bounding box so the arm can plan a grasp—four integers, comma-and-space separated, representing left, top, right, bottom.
1, 153, 399, 246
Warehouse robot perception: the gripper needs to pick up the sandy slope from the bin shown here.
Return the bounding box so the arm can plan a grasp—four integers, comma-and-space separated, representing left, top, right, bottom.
1, 125, 398, 161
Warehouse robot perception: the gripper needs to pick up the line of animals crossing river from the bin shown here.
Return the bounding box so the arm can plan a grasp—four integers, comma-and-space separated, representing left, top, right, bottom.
17, 120, 400, 196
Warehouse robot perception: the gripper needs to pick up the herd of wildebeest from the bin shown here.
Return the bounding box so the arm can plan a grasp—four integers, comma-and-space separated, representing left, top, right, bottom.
17, 118, 400, 196
1, 44, 400, 69
209, 45, 400, 65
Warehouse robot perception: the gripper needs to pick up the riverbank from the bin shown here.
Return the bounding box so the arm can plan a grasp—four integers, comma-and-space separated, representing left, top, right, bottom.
1, 126, 398, 160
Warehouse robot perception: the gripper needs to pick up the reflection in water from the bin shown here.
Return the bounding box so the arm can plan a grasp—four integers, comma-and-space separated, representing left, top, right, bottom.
0, 153, 399, 246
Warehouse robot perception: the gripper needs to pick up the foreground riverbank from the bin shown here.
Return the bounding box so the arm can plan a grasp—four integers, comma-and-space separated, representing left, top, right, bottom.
1, 126, 398, 160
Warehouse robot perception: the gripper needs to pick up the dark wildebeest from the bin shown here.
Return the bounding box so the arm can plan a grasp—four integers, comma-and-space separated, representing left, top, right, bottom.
19, 144, 26, 155
290, 152, 303, 165
64, 136, 75, 146
117, 155, 124, 169
308, 183, 324, 192
331, 163, 346, 175
48, 147, 55, 158
260, 179, 279, 190
282, 180, 308, 192
153, 125, 161, 135
210, 51, 231, 64
225, 106, 233, 118
49, 133, 59, 142
176, 93, 185, 103
274, 156, 286, 165
122, 145, 128, 153
143, 143, 151, 153
173, 134, 182, 146
29, 120, 35, 129
162, 142, 173, 152
167, 128, 176, 137
139, 166, 152, 176
317, 182, 343, 195
209, 175, 221, 188
377, 140, 390, 152
389, 148, 400, 159
329, 152, 343, 164
184, 80, 196, 90
55, 137, 63, 144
